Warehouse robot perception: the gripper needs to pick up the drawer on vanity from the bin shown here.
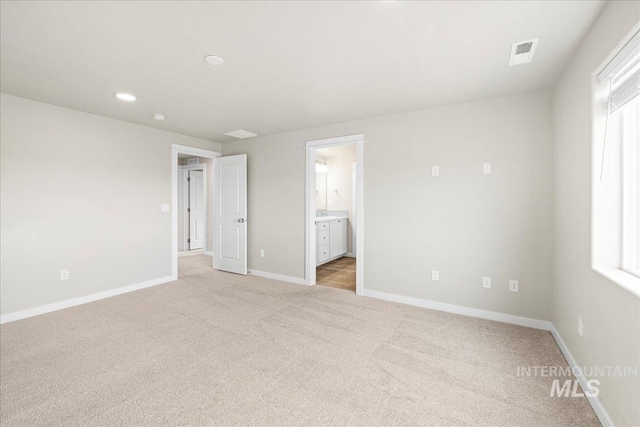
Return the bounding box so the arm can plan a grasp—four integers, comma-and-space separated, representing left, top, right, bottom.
318, 244, 330, 263
317, 221, 329, 231
318, 229, 330, 245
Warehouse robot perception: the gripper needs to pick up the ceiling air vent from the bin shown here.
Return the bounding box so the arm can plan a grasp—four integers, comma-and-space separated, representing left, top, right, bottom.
224, 130, 257, 139
509, 39, 539, 66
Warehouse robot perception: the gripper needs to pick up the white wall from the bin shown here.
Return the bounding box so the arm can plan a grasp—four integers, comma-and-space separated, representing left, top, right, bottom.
0, 94, 221, 316
223, 91, 553, 321
551, 1, 640, 425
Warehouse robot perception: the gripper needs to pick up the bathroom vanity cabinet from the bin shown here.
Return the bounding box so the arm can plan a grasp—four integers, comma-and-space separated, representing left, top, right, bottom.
316, 217, 348, 265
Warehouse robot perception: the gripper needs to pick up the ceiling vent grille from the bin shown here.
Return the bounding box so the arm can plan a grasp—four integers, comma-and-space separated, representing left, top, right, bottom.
509, 39, 539, 66
515, 42, 533, 55
224, 130, 258, 139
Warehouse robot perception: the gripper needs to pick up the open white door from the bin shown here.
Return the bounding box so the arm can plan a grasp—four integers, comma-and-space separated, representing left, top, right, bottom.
214, 154, 247, 275
188, 170, 205, 250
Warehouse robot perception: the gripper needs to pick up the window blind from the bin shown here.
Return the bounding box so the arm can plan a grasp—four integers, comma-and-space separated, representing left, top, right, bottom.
598, 31, 640, 181
598, 30, 640, 83
599, 30, 640, 113
609, 68, 639, 113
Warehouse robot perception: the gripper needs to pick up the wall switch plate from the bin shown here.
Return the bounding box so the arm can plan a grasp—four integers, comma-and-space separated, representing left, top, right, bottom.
483, 276, 491, 288
260, 249, 265, 257
432, 166, 439, 177
483, 163, 492, 174
509, 280, 519, 292
60, 269, 69, 280
578, 316, 583, 337
160, 204, 170, 212
431, 270, 440, 281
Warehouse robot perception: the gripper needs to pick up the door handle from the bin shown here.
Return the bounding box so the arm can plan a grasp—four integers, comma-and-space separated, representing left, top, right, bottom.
238, 218, 245, 223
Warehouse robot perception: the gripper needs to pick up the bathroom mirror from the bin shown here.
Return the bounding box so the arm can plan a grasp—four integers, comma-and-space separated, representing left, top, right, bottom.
316, 159, 327, 211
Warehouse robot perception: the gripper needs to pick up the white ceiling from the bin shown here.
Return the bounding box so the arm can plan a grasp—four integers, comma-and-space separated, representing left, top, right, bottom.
1, 1, 604, 143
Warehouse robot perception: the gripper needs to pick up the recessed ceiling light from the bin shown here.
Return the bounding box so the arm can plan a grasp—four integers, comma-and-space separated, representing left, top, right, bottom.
152, 113, 166, 121
115, 92, 136, 102
204, 55, 224, 66
224, 130, 257, 139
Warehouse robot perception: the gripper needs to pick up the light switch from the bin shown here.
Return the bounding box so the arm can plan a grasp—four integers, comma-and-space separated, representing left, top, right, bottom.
161, 204, 170, 212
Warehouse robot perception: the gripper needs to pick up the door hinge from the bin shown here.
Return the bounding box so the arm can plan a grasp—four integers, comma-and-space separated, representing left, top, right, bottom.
188, 238, 190, 242
187, 177, 191, 182
187, 208, 190, 212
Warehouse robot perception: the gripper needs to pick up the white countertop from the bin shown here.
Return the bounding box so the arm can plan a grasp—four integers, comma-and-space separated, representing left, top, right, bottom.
315, 216, 348, 223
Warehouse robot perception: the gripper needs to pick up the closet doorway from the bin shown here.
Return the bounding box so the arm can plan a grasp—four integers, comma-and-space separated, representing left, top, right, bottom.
178, 156, 210, 256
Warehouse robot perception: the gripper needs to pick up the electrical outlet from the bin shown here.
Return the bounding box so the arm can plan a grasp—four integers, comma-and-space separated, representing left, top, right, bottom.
60, 269, 69, 280
509, 280, 519, 292
483, 163, 492, 174
260, 249, 265, 257
578, 316, 583, 337
483, 276, 491, 288
432, 166, 439, 177
432, 270, 440, 281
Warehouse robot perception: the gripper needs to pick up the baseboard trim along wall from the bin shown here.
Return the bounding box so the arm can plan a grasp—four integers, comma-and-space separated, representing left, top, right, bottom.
204, 251, 214, 256
363, 288, 612, 426
550, 325, 614, 427
248, 269, 306, 285
0, 275, 174, 325
363, 289, 552, 330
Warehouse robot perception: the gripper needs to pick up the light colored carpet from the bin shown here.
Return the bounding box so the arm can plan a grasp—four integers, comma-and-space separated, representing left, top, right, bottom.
178, 249, 204, 258
1, 255, 599, 426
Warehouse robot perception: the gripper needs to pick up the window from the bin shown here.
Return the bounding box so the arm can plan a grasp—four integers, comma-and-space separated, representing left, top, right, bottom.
593, 30, 640, 286
621, 97, 640, 277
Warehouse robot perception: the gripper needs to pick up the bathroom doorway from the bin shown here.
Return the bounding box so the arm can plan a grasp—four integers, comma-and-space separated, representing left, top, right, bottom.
305, 134, 364, 295
315, 145, 356, 291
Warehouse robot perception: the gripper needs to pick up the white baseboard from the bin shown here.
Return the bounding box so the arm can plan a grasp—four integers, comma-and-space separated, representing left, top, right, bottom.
203, 251, 214, 256
249, 269, 306, 285
0, 275, 174, 325
550, 325, 614, 427
363, 289, 552, 330
345, 252, 355, 258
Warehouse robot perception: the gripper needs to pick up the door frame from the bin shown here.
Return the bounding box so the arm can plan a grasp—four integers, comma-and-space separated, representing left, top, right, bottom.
171, 144, 221, 280
178, 164, 207, 252
305, 134, 364, 295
